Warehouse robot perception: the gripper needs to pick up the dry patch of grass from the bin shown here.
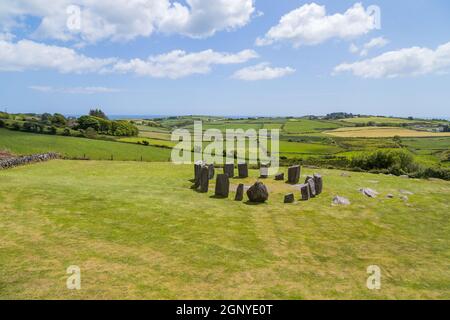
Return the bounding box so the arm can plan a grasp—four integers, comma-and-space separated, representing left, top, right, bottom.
325, 127, 450, 138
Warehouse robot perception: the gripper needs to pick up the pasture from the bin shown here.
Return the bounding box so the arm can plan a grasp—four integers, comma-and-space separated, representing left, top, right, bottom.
0, 160, 448, 299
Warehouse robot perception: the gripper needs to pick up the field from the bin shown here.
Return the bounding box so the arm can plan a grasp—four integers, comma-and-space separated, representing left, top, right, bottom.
0, 128, 171, 161
0, 160, 448, 299
325, 127, 450, 138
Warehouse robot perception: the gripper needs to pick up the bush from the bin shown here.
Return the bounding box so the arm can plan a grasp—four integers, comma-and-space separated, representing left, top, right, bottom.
0, 119, 4, 128
0, 112, 9, 119
11, 122, 21, 131
350, 149, 418, 175
63, 128, 71, 136
142, 140, 150, 146
48, 126, 57, 135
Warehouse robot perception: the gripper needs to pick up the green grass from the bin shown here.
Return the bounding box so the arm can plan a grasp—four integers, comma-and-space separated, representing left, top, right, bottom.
0, 160, 449, 299
0, 128, 171, 161
284, 119, 342, 134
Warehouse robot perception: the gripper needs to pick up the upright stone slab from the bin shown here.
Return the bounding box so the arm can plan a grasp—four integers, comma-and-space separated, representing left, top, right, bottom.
313, 174, 323, 195
199, 166, 209, 193
260, 165, 269, 178
194, 160, 204, 184
238, 163, 248, 178
300, 184, 310, 201
208, 164, 215, 180
247, 182, 269, 203
284, 193, 295, 203
215, 174, 230, 198
235, 184, 244, 201
287, 165, 301, 184
224, 164, 235, 178
275, 173, 284, 181
306, 177, 316, 198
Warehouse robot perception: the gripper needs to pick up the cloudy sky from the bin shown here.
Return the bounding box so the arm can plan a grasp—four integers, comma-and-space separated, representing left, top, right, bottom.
0, 0, 449, 117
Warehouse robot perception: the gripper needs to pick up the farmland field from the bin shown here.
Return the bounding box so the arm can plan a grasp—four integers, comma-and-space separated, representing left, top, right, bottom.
0, 160, 449, 299
325, 127, 450, 138
0, 128, 171, 161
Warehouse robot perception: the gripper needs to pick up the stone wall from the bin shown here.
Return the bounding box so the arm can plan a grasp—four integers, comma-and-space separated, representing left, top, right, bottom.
0, 153, 59, 170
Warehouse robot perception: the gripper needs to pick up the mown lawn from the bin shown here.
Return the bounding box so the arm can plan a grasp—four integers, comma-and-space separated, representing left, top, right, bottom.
0, 128, 171, 161
0, 160, 448, 299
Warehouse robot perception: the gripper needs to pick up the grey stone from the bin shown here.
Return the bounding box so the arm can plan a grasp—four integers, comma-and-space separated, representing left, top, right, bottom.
313, 173, 323, 195
238, 163, 248, 178
207, 164, 215, 180
259, 165, 269, 178
386, 194, 394, 199
275, 173, 284, 181
284, 193, 295, 203
0, 152, 59, 170
399, 189, 414, 195
199, 166, 209, 193
247, 182, 269, 203
215, 174, 230, 198
400, 195, 409, 201
194, 160, 204, 183
332, 196, 351, 205
287, 165, 301, 184
299, 184, 310, 201
359, 188, 379, 198
305, 176, 316, 198
235, 184, 244, 201
224, 164, 235, 178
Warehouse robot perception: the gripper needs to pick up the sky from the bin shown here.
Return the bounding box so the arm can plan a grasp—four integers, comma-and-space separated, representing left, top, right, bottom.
0, 0, 449, 118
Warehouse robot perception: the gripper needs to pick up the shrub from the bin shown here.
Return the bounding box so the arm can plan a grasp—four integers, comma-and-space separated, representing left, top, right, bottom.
142, 140, 150, 146
0, 112, 9, 119
48, 126, 57, 135
0, 119, 4, 128
63, 128, 71, 136
11, 122, 21, 131
350, 149, 417, 175
51, 113, 67, 127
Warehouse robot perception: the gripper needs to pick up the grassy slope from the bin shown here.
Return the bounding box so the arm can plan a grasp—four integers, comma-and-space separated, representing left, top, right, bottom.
0, 128, 171, 161
0, 160, 448, 299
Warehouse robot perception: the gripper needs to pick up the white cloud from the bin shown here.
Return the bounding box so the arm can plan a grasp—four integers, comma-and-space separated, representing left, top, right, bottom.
112, 49, 258, 79
0, 39, 115, 73
29, 85, 124, 94
0, 0, 256, 43
352, 37, 389, 56
334, 41, 450, 78
256, 3, 376, 47
0, 39, 256, 78
232, 63, 295, 81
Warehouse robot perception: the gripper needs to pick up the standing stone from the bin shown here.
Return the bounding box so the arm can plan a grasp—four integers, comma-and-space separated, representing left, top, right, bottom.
313, 174, 323, 195
300, 184, 310, 201
238, 163, 248, 178
224, 164, 235, 178
260, 165, 269, 178
194, 160, 204, 183
235, 184, 244, 201
199, 166, 209, 193
208, 164, 215, 180
305, 176, 316, 198
275, 173, 284, 181
215, 174, 230, 198
247, 182, 269, 203
284, 193, 295, 203
287, 165, 301, 184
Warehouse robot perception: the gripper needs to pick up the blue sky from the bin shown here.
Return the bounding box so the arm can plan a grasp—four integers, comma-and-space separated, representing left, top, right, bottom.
0, 0, 449, 118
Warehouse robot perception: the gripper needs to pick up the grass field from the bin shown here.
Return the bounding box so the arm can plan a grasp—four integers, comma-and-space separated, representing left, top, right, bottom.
325, 127, 450, 138
0, 160, 448, 299
0, 128, 171, 161
284, 119, 342, 134
339, 117, 435, 125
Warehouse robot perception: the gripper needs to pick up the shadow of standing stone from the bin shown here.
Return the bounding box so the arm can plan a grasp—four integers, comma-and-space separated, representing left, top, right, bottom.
235, 183, 244, 201
215, 174, 230, 198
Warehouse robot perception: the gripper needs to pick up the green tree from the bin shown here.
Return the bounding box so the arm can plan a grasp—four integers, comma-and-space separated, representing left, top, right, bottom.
89, 108, 108, 120
51, 113, 67, 127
